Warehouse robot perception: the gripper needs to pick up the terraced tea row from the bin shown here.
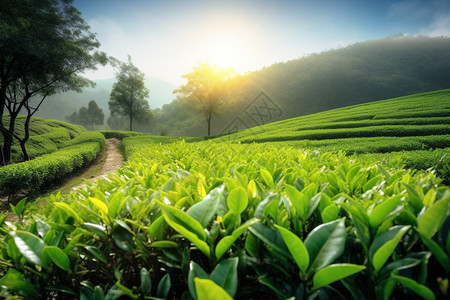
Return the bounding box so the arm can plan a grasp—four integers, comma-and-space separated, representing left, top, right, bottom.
214, 89, 450, 147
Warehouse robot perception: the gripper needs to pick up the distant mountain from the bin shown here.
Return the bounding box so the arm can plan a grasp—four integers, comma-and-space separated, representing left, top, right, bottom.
152, 35, 450, 137
34, 76, 176, 122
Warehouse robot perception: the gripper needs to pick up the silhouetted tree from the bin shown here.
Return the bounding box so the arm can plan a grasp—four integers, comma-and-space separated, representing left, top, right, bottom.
109, 56, 151, 131
81, 100, 104, 130
174, 62, 234, 136
0, 0, 106, 164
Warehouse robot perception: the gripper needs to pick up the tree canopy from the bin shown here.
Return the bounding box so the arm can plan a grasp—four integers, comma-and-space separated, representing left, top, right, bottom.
174, 63, 235, 136
109, 56, 151, 131
66, 100, 104, 130
0, 0, 106, 164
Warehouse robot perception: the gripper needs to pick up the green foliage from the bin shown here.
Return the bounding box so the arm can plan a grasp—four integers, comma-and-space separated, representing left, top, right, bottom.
109, 56, 151, 131
0, 139, 449, 299
0, 132, 105, 198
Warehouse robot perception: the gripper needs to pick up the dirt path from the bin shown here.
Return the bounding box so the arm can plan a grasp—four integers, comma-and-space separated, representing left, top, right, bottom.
70, 138, 124, 191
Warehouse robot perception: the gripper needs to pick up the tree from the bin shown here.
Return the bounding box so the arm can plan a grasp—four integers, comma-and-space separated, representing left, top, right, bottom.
0, 0, 107, 164
81, 100, 104, 130
109, 56, 151, 131
174, 62, 234, 136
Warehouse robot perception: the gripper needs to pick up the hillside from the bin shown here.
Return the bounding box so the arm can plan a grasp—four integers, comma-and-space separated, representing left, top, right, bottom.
0, 116, 86, 163
213, 89, 450, 152
153, 36, 450, 136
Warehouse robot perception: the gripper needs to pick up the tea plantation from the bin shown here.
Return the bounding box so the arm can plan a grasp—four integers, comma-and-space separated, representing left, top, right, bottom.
1, 115, 86, 163
0, 90, 449, 299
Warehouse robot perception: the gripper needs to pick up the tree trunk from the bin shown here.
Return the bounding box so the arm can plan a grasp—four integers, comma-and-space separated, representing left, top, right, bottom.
207, 115, 211, 136
18, 113, 32, 161
1, 113, 18, 164
0, 142, 5, 166
129, 114, 133, 131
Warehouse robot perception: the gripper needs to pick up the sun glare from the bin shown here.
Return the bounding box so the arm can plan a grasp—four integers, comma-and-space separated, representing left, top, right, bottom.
202, 35, 248, 73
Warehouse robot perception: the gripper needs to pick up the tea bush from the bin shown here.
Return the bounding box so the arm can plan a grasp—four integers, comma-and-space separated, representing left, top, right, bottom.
0, 140, 448, 299
0, 132, 105, 198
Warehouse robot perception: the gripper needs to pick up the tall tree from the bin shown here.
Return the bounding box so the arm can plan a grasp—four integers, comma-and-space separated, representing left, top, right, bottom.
109, 56, 151, 131
174, 62, 234, 136
0, 0, 106, 164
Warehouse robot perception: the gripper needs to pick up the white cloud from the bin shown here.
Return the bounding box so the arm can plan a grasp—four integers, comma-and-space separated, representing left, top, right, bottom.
426, 14, 450, 36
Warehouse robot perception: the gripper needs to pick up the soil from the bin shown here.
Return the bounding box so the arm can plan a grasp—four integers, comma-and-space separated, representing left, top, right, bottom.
70, 138, 124, 191
2, 138, 124, 221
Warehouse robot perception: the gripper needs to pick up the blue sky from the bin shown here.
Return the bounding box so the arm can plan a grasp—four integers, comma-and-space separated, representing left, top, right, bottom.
74, 0, 450, 85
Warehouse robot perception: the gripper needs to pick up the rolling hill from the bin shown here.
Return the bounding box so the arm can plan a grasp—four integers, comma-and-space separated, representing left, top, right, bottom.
213, 89, 450, 153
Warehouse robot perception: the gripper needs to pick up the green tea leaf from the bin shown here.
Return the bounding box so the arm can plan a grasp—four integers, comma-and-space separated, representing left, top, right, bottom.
312, 263, 366, 290
249, 222, 290, 257
402, 183, 423, 214
113, 225, 135, 252
148, 215, 165, 240
215, 218, 258, 260
369, 195, 402, 229
89, 197, 108, 216
148, 240, 179, 248
10, 230, 48, 268
304, 218, 346, 274
227, 187, 248, 215
391, 274, 435, 300
140, 268, 152, 296
418, 196, 450, 239
108, 191, 125, 219
157, 273, 171, 299
188, 261, 209, 300
423, 189, 436, 207
417, 231, 450, 271
285, 183, 307, 220
195, 278, 233, 300
321, 203, 340, 223
210, 257, 239, 297
275, 225, 309, 276
188, 185, 224, 227
157, 200, 210, 257
84, 222, 108, 238
260, 168, 273, 188
0, 268, 38, 298
42, 246, 70, 271
369, 225, 410, 272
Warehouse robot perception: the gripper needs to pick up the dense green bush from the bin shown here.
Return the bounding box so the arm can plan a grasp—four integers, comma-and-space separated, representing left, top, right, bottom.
0, 132, 105, 198
0, 141, 448, 299
99, 130, 148, 140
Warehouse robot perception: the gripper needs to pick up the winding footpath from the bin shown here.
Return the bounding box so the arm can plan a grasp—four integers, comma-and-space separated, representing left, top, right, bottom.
70, 138, 124, 191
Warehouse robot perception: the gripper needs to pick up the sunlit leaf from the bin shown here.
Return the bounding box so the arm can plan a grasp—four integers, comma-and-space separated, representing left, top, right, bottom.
195, 278, 233, 300
10, 230, 48, 268
369, 225, 411, 272
275, 225, 309, 275
304, 218, 346, 274
42, 246, 70, 271
418, 195, 450, 239
157, 200, 210, 257
312, 263, 366, 290
227, 187, 248, 215
210, 257, 239, 297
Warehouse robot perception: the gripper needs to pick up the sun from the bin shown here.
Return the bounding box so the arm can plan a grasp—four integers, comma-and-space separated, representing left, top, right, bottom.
202, 35, 247, 73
